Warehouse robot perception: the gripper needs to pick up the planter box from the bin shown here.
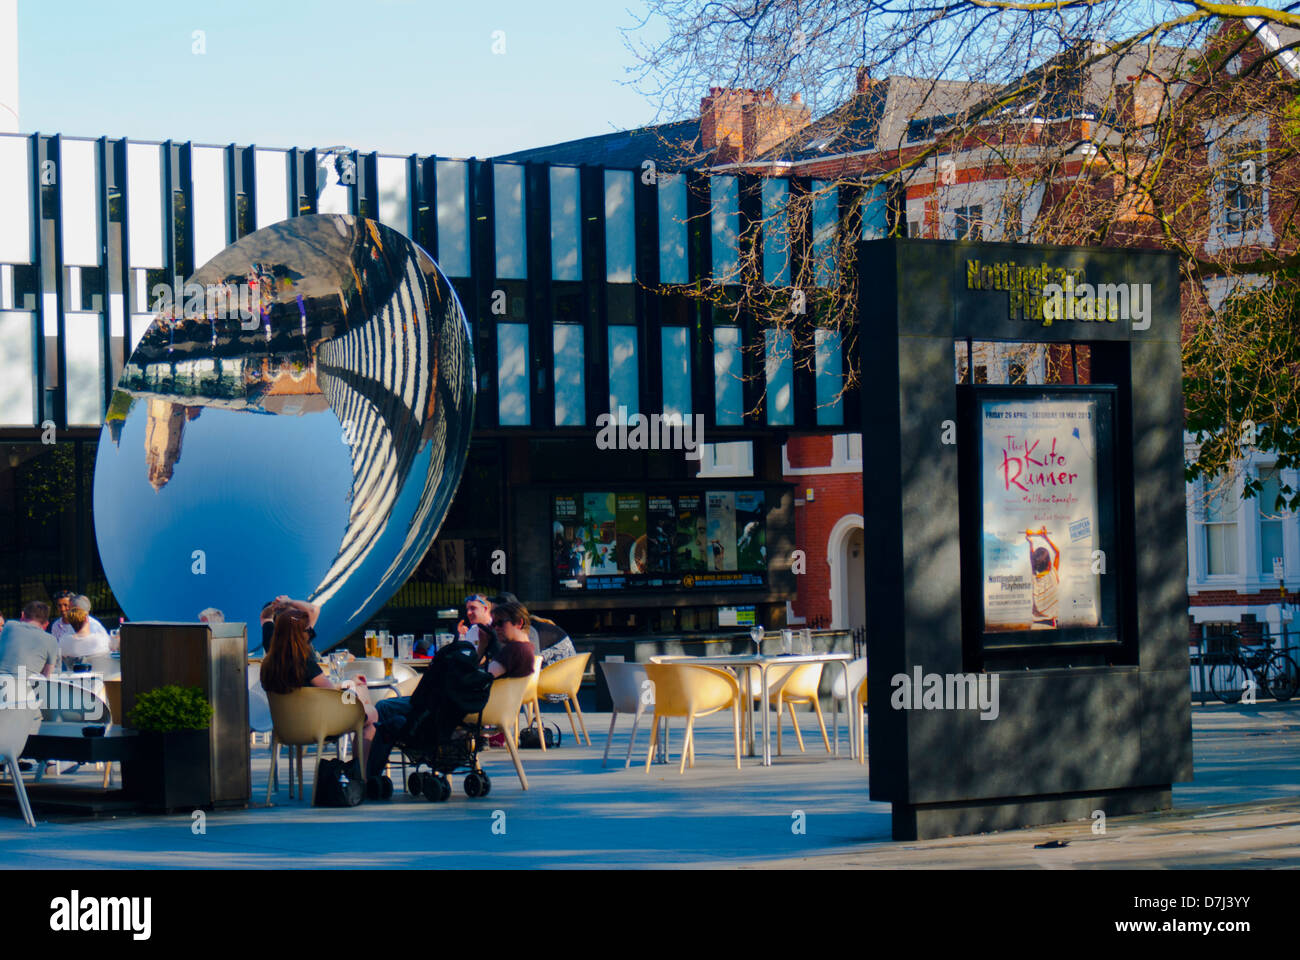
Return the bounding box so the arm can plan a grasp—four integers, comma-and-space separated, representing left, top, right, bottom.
124, 730, 213, 812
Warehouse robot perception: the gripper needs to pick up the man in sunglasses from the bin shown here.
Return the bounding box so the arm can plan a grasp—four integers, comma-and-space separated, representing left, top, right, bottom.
456, 593, 494, 657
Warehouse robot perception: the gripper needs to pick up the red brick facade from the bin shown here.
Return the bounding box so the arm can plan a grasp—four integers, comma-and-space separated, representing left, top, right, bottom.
783, 435, 864, 627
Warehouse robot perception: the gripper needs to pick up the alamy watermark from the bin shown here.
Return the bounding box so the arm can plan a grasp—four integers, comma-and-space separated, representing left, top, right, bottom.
596, 407, 705, 460
0, 666, 105, 720
890, 666, 1000, 720
1042, 278, 1151, 331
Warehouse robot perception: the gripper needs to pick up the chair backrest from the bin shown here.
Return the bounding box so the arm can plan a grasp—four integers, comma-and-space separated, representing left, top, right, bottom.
780, 662, 825, 700
476, 671, 534, 728
522, 656, 542, 705
31, 677, 112, 725
342, 659, 416, 683
0, 677, 41, 760
537, 652, 590, 698
643, 663, 738, 717
246, 666, 273, 733
599, 661, 652, 713
746, 661, 800, 696
832, 658, 869, 699
265, 687, 365, 745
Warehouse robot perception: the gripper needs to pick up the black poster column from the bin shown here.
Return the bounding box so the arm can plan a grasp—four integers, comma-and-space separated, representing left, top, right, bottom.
859, 238, 1192, 841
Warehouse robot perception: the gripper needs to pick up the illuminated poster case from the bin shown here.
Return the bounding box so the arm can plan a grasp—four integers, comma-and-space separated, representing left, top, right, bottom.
961, 387, 1122, 654
552, 490, 768, 593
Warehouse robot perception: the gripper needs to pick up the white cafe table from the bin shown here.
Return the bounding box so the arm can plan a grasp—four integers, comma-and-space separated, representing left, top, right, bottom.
649, 652, 853, 766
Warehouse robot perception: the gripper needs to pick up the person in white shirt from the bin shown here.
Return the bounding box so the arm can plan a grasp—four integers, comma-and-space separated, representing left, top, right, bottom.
51, 595, 109, 648
59, 605, 111, 661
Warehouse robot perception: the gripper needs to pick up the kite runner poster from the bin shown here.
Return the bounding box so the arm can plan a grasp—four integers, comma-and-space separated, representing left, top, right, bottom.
979, 396, 1105, 633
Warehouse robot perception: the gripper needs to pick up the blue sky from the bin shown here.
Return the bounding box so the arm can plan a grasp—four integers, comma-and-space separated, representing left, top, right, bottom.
15, 0, 666, 157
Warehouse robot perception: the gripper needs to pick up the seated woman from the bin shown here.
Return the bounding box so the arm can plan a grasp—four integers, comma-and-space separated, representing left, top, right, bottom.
59, 605, 111, 665
259, 608, 377, 757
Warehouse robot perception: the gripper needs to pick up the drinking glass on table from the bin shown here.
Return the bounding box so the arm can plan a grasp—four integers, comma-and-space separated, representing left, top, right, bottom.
398, 634, 414, 660
381, 635, 395, 679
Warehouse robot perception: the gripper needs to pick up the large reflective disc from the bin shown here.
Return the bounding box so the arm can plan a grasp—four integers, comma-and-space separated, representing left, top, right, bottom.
93, 214, 475, 649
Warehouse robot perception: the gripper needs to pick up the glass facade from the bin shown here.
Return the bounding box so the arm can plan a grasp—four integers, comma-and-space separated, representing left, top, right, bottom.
553, 323, 585, 426
435, 159, 471, 277
764, 328, 794, 425
661, 326, 691, 417
605, 170, 635, 283
494, 163, 527, 280
549, 166, 582, 281
762, 178, 790, 285
497, 322, 531, 425
714, 325, 743, 426
711, 175, 740, 280
815, 328, 844, 425
608, 325, 639, 418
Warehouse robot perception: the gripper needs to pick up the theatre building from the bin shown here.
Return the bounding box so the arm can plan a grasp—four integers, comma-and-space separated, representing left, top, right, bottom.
0, 126, 869, 639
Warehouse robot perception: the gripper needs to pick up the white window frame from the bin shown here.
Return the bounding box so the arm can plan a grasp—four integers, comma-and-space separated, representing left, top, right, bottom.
1204, 114, 1273, 253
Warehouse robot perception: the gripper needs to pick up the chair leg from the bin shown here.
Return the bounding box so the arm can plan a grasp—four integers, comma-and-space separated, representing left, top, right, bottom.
788, 700, 806, 753
812, 697, 831, 753
102, 761, 112, 790
776, 699, 783, 756
732, 700, 742, 770
502, 731, 529, 790
624, 710, 642, 769
534, 698, 546, 752
679, 716, 694, 775
644, 713, 660, 772
296, 746, 304, 801
562, 698, 580, 744
573, 697, 591, 745
858, 705, 866, 765
602, 711, 618, 767
266, 735, 278, 804
310, 738, 325, 806
5, 759, 37, 827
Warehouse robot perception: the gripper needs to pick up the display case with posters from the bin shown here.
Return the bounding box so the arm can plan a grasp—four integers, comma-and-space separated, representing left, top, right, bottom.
960, 386, 1124, 657
552, 488, 768, 593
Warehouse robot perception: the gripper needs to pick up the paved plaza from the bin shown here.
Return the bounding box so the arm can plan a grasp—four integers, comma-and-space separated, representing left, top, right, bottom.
1, 700, 1296, 869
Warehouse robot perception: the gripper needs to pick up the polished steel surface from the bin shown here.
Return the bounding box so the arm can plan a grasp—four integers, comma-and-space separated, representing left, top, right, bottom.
93, 215, 475, 650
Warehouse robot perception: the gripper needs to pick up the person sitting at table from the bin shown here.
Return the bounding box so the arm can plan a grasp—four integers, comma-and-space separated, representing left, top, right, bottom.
59, 605, 111, 664
0, 601, 58, 681
364, 600, 536, 784
259, 596, 319, 654
51, 595, 110, 647
259, 607, 376, 754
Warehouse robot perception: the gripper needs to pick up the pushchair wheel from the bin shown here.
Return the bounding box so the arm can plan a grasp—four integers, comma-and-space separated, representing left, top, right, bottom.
464, 771, 491, 798
408, 772, 426, 796
424, 773, 451, 802
366, 775, 393, 801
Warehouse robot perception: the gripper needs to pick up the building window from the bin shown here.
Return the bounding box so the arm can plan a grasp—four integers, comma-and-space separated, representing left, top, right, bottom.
831, 433, 862, 468
605, 170, 634, 283
711, 175, 740, 281
764, 328, 794, 426
253, 147, 290, 231
1203, 481, 1239, 576
435, 160, 471, 277
608, 325, 639, 418
953, 204, 983, 240
1205, 115, 1272, 251
812, 181, 838, 286
661, 326, 691, 417
0, 310, 35, 425
658, 174, 688, 284
0, 135, 34, 265
1258, 466, 1285, 579
493, 164, 526, 280
549, 166, 581, 282
698, 441, 754, 478
861, 182, 888, 239
553, 324, 584, 426
761, 178, 790, 286
814, 328, 843, 425
1224, 144, 1264, 236
713, 325, 742, 426
497, 322, 530, 426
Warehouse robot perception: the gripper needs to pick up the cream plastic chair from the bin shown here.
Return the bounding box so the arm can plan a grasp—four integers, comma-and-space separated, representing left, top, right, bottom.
30, 677, 115, 787
468, 668, 534, 791
753, 663, 831, 756
829, 658, 868, 757
643, 663, 741, 774
598, 661, 654, 768
0, 678, 41, 827
265, 687, 367, 804
536, 652, 592, 746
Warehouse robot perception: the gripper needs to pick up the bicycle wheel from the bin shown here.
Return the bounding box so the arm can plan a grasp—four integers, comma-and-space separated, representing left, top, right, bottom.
1264, 654, 1299, 702
1209, 659, 1244, 704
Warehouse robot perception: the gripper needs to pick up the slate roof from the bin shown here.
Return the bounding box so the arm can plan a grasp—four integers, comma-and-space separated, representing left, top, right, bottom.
492, 119, 706, 169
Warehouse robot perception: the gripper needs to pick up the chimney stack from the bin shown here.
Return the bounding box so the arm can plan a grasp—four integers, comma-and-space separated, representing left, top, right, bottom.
701, 86, 811, 162
856, 65, 873, 96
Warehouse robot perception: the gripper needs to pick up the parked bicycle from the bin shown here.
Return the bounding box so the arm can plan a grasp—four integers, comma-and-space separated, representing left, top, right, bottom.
1207, 632, 1299, 704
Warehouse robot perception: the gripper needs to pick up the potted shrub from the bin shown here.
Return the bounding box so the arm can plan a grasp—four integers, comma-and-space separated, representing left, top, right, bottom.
124, 685, 214, 812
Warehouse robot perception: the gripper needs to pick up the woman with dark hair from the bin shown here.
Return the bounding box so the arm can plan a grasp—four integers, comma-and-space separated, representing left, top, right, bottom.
259, 609, 377, 749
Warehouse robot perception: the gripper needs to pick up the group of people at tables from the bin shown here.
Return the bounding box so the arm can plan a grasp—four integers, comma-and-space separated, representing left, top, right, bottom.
0, 592, 116, 684
256, 592, 570, 792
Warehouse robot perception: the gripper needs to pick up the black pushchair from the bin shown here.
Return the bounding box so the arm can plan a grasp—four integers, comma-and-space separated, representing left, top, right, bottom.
391, 639, 495, 802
